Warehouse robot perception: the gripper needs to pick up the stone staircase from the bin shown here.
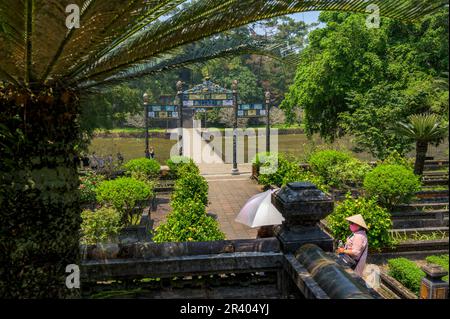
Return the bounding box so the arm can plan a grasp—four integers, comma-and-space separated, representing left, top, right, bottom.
390, 159, 449, 242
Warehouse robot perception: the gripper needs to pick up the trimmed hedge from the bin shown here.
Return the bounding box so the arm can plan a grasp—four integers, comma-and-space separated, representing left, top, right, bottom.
171, 172, 208, 206
363, 164, 421, 208
96, 177, 153, 226
152, 199, 225, 243
426, 255, 449, 282
326, 195, 393, 250
123, 158, 160, 179
388, 258, 425, 296
166, 156, 198, 178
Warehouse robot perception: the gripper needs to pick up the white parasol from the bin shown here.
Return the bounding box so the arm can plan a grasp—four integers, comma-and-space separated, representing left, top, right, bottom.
235, 190, 284, 228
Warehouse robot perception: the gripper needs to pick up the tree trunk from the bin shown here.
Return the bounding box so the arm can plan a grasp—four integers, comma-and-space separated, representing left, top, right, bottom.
0, 86, 81, 298
414, 141, 428, 176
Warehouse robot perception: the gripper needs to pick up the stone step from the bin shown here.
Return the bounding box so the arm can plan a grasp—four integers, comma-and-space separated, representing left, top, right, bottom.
392, 218, 449, 229
424, 159, 449, 166
423, 171, 449, 177
395, 202, 449, 211
389, 226, 449, 236
390, 209, 449, 220
422, 178, 448, 186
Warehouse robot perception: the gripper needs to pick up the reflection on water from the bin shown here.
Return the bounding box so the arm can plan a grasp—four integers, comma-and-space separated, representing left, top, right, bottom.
89, 134, 449, 164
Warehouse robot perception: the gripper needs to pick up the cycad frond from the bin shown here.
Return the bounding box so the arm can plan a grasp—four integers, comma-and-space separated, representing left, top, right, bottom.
396, 113, 448, 142
0, 0, 447, 88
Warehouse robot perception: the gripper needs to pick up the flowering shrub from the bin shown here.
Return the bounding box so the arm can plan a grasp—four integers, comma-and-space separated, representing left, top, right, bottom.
79, 171, 104, 203
81, 207, 122, 245
171, 172, 208, 206
326, 194, 394, 250
328, 158, 372, 189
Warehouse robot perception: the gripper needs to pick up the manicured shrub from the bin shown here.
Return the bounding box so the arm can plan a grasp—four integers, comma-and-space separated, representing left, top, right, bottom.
328, 158, 372, 189
96, 177, 153, 226
152, 199, 225, 242
172, 172, 208, 206
251, 152, 271, 168
363, 164, 421, 208
258, 153, 300, 187
81, 207, 122, 245
166, 155, 197, 178
381, 150, 414, 169
176, 162, 200, 177
308, 150, 352, 183
426, 255, 449, 281
388, 258, 425, 296
79, 171, 105, 203
123, 157, 160, 179
326, 195, 393, 250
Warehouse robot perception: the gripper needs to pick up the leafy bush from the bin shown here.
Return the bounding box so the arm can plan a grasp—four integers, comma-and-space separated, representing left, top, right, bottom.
363, 164, 421, 208
81, 207, 122, 245
326, 195, 393, 250
251, 152, 271, 167
123, 157, 160, 179
258, 153, 300, 187
381, 150, 414, 169
426, 255, 449, 281
166, 155, 195, 178
328, 158, 372, 189
79, 171, 104, 203
176, 162, 200, 177
388, 258, 425, 296
171, 172, 208, 206
308, 150, 352, 182
96, 177, 153, 226
281, 167, 328, 193
152, 199, 225, 242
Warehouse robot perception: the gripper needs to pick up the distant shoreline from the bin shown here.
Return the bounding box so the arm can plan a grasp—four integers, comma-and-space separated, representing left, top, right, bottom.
93, 127, 306, 139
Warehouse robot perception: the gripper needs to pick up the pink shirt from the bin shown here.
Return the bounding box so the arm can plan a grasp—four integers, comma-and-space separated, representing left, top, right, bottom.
345, 230, 368, 276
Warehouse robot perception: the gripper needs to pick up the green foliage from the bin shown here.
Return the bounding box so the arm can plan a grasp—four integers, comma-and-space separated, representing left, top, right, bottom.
281, 167, 328, 193
96, 177, 153, 226
257, 153, 300, 187
152, 199, 225, 243
172, 172, 208, 206
426, 255, 449, 282
123, 158, 160, 179
363, 164, 421, 208
308, 150, 352, 183
328, 158, 372, 189
166, 156, 198, 179
79, 171, 105, 203
282, 9, 449, 153
381, 151, 414, 169
326, 195, 393, 250
81, 207, 122, 245
388, 258, 425, 296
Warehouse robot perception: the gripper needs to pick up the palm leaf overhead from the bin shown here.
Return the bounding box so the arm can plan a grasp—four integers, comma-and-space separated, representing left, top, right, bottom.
0, 0, 447, 90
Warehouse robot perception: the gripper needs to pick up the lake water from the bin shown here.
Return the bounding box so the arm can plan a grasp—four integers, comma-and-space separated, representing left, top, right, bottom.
89, 133, 448, 164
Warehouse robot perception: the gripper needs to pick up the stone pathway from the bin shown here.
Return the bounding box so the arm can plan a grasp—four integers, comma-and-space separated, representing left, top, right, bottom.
201, 164, 263, 240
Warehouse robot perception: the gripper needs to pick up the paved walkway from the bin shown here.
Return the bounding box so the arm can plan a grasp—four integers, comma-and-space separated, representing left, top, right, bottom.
168, 126, 265, 239
202, 165, 263, 240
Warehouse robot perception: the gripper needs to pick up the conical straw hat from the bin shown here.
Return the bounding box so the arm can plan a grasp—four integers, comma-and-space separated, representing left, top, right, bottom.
345, 214, 368, 230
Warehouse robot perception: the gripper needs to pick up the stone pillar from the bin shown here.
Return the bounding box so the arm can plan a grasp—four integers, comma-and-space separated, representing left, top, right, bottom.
420, 264, 449, 299
272, 182, 334, 253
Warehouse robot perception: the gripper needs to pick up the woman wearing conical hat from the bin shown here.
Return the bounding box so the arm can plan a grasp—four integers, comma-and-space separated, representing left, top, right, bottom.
337, 214, 369, 276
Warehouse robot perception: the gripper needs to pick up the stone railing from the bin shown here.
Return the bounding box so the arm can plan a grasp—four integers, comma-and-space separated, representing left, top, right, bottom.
81, 182, 382, 299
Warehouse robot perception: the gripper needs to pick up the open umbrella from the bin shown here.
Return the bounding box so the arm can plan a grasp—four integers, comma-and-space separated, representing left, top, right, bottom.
235, 190, 284, 228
